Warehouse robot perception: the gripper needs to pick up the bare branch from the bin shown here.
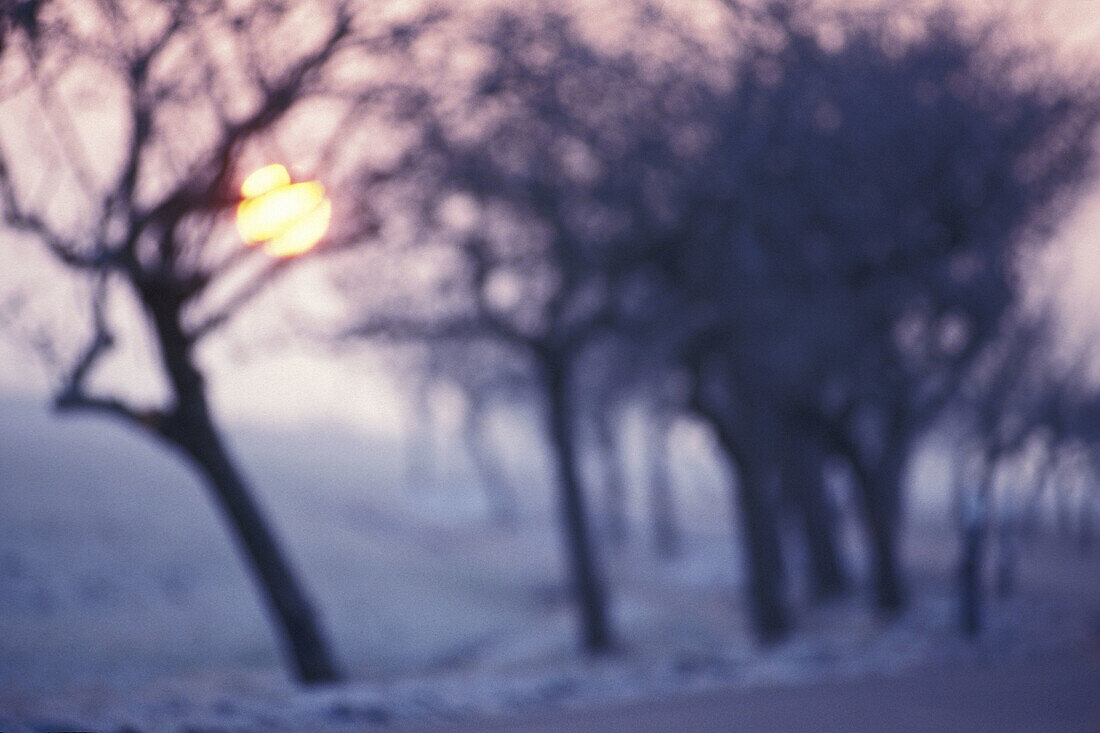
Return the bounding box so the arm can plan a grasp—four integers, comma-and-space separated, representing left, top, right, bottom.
336, 314, 496, 345
26, 57, 102, 199
139, 8, 354, 232
54, 390, 152, 424
187, 256, 293, 340
53, 275, 112, 398
0, 157, 114, 271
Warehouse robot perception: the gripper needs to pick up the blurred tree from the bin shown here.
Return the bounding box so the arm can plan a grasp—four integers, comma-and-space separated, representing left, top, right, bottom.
332, 8, 725, 652
332, 1, 1097, 647
0, 0, 407, 683
587, 391, 630, 550
414, 340, 528, 527
642, 401, 680, 559
954, 316, 1100, 632
575, 340, 684, 558
656, 2, 1099, 623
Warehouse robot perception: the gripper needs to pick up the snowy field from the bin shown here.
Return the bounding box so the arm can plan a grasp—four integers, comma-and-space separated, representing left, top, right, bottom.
1, 398, 1098, 731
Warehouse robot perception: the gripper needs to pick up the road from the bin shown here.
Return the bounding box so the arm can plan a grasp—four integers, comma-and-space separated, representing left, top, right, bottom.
405, 647, 1100, 732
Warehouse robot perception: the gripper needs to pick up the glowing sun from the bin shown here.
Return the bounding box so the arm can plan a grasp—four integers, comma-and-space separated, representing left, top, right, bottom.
236, 164, 332, 257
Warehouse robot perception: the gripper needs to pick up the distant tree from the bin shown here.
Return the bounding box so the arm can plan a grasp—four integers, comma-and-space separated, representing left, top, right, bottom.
331, 1, 1097, 648
586, 390, 631, 550
652, 2, 1099, 626
954, 316, 1100, 632
575, 340, 684, 558
397, 347, 445, 494
641, 397, 681, 559
0, 0, 407, 682
461, 393, 525, 528
781, 429, 848, 599
332, 8, 728, 652
414, 340, 528, 527
951, 318, 1048, 633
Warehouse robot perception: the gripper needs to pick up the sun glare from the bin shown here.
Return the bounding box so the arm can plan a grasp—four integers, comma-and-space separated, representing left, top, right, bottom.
236, 164, 331, 257
240, 164, 292, 198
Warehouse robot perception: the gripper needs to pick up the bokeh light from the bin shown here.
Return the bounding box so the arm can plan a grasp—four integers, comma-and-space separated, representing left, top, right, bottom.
237, 164, 331, 257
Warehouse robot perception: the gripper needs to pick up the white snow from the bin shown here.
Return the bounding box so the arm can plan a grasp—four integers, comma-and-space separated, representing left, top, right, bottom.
1, 399, 1097, 732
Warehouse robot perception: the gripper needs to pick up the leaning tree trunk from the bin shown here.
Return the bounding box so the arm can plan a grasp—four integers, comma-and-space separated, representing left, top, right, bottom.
785, 437, 847, 600
178, 403, 341, 682
542, 356, 613, 653
146, 292, 339, 684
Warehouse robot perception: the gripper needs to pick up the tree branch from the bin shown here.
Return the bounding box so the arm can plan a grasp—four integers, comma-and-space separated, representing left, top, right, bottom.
47, 275, 166, 435
138, 7, 355, 235
0, 157, 115, 271
187, 255, 293, 340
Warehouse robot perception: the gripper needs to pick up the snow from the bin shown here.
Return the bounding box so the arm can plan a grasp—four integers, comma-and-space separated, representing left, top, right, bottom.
1, 398, 1097, 731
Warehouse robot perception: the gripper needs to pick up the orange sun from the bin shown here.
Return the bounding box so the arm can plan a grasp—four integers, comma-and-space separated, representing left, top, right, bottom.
236, 164, 332, 257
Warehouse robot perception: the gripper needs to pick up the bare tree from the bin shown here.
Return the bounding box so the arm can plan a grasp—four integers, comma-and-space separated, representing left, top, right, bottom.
326, 1, 1096, 648
662, 2, 1098, 622
643, 402, 680, 559
331, 6, 730, 652
416, 340, 528, 527
588, 398, 630, 550
957, 323, 1100, 632
0, 0, 408, 682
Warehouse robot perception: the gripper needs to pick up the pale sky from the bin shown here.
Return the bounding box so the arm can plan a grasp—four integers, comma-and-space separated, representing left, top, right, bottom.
1, 0, 1099, 439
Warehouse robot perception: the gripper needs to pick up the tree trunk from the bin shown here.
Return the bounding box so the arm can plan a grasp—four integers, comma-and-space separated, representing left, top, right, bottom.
1018, 485, 1042, 541
995, 508, 1015, 598
1019, 466, 1053, 541
542, 356, 613, 653
405, 386, 437, 492
645, 412, 678, 559
808, 415, 904, 613
959, 506, 985, 636
178, 406, 341, 682
143, 290, 339, 684
785, 437, 847, 600
853, 453, 905, 613
734, 458, 792, 641
1056, 485, 1072, 540
593, 408, 628, 549
1079, 492, 1095, 554
697, 395, 790, 642
957, 459, 993, 637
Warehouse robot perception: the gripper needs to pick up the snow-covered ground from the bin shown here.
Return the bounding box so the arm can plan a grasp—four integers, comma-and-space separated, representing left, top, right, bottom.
0, 398, 1097, 731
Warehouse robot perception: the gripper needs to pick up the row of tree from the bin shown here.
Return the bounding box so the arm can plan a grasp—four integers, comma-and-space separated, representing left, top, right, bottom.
1, 0, 1098, 683
332, 1, 1100, 648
